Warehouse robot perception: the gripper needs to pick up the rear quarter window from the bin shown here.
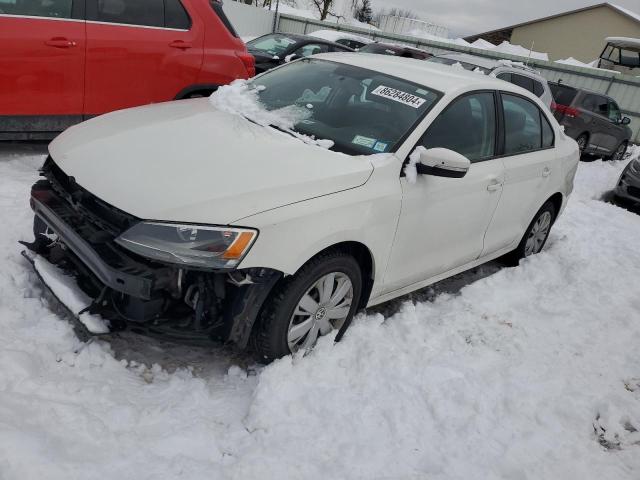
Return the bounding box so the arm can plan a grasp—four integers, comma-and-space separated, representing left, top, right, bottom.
210, 0, 238, 37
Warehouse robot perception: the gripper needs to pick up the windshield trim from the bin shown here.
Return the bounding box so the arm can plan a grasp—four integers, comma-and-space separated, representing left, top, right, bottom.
250, 58, 444, 156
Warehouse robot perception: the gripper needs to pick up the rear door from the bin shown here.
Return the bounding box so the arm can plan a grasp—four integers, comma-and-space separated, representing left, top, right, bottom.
84, 0, 203, 115
0, 0, 85, 130
483, 93, 556, 254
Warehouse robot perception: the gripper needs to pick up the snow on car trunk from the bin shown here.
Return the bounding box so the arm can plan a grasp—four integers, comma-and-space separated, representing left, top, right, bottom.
0, 145, 639, 479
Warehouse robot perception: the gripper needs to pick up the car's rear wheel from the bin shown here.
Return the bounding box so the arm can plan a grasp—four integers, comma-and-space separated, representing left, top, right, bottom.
576, 134, 589, 155
608, 141, 628, 161
253, 251, 362, 362
504, 201, 556, 265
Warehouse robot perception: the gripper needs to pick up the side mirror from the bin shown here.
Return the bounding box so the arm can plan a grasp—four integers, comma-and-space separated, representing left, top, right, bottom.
621, 116, 631, 126
284, 53, 298, 63
415, 148, 471, 178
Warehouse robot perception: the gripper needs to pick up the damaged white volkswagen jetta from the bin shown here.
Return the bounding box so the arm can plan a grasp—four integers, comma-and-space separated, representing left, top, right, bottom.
24, 54, 579, 361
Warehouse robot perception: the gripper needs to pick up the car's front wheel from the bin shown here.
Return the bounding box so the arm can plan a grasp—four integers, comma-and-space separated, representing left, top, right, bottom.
253, 251, 363, 361
607, 141, 628, 161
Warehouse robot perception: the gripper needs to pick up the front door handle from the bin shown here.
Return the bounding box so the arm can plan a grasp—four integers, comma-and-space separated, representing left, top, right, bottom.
542, 167, 551, 178
169, 40, 192, 50
487, 182, 503, 192
45, 37, 76, 48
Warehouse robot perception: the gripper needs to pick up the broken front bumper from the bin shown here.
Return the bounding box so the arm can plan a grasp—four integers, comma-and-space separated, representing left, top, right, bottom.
25, 166, 282, 348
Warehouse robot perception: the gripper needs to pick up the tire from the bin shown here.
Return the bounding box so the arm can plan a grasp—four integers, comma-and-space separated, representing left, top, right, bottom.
576, 134, 589, 159
504, 201, 557, 266
253, 251, 363, 362
606, 141, 628, 161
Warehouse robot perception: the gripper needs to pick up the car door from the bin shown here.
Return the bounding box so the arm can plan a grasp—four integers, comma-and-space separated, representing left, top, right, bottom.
84, 0, 202, 115
383, 91, 505, 292
579, 94, 612, 153
482, 93, 556, 254
0, 0, 85, 130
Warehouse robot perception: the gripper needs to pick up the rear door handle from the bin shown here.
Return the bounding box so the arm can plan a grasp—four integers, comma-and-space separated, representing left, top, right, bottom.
487, 182, 503, 192
45, 37, 76, 48
169, 40, 192, 50
542, 167, 551, 178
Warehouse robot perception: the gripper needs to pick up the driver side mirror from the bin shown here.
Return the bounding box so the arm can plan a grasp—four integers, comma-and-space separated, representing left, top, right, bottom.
621, 116, 631, 126
415, 148, 471, 178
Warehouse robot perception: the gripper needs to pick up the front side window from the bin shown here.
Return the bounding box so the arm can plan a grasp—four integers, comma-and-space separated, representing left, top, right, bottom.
502, 94, 544, 155
419, 92, 496, 162
0, 0, 72, 18
96, 0, 164, 27
253, 59, 440, 155
247, 34, 299, 57
608, 100, 622, 123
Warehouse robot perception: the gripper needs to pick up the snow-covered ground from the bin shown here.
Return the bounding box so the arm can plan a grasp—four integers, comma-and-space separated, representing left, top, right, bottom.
1, 143, 639, 479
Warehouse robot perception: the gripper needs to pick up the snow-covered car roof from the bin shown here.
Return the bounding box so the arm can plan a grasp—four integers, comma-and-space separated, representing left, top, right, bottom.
313, 52, 537, 96
308, 29, 373, 44
605, 36, 640, 51
435, 52, 500, 70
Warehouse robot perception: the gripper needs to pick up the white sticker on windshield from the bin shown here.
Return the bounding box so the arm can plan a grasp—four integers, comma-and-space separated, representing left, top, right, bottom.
352, 135, 376, 148
371, 85, 426, 109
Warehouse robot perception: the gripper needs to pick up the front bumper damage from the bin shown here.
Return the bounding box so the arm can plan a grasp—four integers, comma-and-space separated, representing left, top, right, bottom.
23, 158, 282, 348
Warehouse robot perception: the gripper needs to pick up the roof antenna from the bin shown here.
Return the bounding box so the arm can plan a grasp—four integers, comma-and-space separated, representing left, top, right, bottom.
526, 40, 535, 66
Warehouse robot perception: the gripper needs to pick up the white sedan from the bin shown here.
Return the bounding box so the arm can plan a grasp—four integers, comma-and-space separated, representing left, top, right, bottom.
25, 53, 579, 360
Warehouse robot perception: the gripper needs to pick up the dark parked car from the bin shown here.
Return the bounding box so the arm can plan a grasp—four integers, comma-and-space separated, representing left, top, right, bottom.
614, 156, 640, 205
247, 33, 353, 74
549, 82, 632, 160
358, 42, 432, 60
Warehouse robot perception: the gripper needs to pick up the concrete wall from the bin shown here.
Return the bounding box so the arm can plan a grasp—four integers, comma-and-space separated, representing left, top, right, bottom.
510, 5, 640, 62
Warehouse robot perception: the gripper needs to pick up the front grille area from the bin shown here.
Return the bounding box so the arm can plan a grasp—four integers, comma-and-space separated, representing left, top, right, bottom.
42, 157, 138, 236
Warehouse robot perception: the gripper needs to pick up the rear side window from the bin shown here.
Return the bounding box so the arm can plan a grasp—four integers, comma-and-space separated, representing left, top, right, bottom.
420, 92, 496, 163
210, 0, 238, 37
96, 0, 164, 27
533, 81, 544, 97
502, 94, 543, 155
549, 84, 577, 106
0, 0, 73, 18
165, 0, 191, 29
511, 74, 534, 93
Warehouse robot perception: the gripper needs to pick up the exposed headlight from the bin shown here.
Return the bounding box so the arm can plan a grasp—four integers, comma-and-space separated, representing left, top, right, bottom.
115, 222, 257, 269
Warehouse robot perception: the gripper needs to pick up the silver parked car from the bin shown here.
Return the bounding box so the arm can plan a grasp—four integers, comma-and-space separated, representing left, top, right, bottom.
427, 52, 553, 108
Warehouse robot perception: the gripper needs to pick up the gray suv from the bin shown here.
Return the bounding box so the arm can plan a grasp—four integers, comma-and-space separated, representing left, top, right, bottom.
549, 82, 632, 160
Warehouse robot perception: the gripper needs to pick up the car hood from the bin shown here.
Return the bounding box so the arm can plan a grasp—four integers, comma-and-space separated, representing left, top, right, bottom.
49, 99, 373, 225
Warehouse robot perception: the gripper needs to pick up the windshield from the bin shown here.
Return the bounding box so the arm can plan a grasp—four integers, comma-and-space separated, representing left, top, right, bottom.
247, 34, 298, 57
428, 56, 491, 74
251, 59, 441, 155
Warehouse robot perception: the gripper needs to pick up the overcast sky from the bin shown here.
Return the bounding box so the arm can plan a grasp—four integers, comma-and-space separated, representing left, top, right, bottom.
370, 0, 640, 37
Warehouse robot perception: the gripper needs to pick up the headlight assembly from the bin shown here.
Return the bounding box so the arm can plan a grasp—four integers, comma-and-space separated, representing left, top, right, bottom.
115, 222, 257, 269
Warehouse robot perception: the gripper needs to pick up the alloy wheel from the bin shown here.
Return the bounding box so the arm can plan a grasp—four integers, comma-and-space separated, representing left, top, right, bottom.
524, 211, 552, 257
287, 272, 353, 352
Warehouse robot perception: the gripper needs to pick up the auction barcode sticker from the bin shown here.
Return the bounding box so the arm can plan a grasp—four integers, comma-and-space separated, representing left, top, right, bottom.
371, 86, 426, 109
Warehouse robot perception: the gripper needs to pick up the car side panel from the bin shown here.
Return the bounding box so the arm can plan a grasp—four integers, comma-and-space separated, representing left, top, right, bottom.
236, 155, 402, 300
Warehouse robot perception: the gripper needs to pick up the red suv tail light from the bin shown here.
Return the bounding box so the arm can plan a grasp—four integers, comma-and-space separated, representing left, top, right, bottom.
551, 102, 580, 118
236, 52, 255, 78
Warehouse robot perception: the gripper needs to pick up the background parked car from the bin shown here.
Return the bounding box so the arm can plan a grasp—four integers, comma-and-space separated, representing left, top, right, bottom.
0, 0, 253, 140
247, 33, 354, 74
549, 82, 632, 159
614, 155, 640, 206
358, 42, 432, 60
427, 53, 553, 108
308, 29, 373, 50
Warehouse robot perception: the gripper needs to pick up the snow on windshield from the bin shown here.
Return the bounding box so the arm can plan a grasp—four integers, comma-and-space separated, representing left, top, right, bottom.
209, 80, 334, 149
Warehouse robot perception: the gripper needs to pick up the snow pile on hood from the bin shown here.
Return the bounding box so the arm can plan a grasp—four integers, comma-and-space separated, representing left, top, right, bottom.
209, 80, 334, 149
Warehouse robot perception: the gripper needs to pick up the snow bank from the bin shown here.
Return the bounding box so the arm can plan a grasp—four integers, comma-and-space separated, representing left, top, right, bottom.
209, 80, 334, 149
0, 145, 640, 479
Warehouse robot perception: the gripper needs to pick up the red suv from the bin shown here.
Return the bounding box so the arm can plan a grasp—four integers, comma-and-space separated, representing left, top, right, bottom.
0, 0, 254, 140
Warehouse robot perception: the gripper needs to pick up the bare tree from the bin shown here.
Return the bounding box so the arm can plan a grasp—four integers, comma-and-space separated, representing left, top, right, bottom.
311, 0, 334, 20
